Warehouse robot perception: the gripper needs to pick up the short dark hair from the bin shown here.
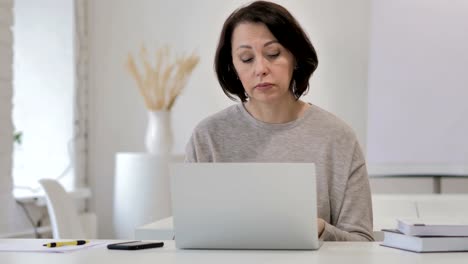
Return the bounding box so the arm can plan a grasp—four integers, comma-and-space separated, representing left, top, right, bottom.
214, 1, 318, 102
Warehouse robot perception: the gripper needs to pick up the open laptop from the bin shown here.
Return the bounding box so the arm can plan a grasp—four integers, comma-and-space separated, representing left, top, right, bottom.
169, 163, 321, 250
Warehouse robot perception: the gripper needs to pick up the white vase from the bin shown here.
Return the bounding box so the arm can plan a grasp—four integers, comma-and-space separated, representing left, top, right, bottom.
145, 111, 173, 155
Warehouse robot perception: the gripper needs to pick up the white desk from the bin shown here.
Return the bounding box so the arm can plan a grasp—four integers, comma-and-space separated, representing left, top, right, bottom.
136, 193, 468, 242
135, 217, 388, 242
135, 217, 174, 240
1, 239, 467, 264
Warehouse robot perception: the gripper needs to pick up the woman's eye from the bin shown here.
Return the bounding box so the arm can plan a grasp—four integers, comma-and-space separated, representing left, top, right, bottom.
268, 52, 280, 58
241, 58, 253, 63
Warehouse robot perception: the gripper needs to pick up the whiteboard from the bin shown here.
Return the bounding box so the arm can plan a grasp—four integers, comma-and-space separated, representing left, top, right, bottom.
366, 0, 468, 176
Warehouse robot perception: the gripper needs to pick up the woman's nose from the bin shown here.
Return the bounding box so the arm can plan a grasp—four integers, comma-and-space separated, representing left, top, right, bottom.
255, 57, 269, 77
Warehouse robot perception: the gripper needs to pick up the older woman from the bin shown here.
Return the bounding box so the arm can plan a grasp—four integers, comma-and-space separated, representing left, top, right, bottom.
185, 1, 374, 241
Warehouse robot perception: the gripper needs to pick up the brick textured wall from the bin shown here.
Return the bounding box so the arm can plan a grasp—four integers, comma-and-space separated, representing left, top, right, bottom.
73, 0, 89, 188
0, 0, 30, 234
0, 0, 14, 194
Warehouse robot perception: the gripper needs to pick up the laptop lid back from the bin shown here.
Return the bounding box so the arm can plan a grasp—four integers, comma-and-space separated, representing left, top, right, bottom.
170, 163, 319, 250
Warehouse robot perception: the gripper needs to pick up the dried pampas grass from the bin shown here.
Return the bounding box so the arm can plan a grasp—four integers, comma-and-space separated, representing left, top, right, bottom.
125, 45, 199, 111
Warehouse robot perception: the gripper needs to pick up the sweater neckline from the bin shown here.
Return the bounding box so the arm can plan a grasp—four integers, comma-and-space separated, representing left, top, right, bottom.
236, 103, 313, 130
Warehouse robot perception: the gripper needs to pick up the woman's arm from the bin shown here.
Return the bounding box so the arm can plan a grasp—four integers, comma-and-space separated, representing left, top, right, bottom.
320, 143, 374, 241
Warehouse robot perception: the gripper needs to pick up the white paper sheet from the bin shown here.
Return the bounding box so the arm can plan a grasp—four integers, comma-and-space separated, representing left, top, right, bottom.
0, 240, 106, 253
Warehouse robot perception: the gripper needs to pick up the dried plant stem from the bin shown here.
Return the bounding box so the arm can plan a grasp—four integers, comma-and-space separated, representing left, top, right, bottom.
125, 45, 199, 111
126, 54, 152, 109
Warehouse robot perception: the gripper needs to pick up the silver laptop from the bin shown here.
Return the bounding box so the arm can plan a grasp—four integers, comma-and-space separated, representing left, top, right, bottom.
170, 163, 321, 250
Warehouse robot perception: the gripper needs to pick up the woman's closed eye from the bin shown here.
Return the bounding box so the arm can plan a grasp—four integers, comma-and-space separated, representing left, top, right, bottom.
267, 52, 280, 59
240, 52, 280, 63
241, 57, 253, 63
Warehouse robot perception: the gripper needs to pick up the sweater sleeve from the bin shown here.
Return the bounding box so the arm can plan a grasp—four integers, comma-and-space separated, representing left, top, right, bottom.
320, 143, 374, 241
184, 126, 214, 162
184, 133, 198, 162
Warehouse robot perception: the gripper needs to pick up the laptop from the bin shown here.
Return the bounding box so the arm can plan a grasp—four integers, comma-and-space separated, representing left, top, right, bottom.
169, 163, 321, 250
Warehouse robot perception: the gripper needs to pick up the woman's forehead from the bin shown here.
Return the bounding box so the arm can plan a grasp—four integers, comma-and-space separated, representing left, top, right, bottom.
232, 23, 278, 48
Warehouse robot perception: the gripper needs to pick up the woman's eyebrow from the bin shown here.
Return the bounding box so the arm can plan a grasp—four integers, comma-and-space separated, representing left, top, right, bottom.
236, 40, 279, 51
263, 40, 279, 47
236, 44, 252, 50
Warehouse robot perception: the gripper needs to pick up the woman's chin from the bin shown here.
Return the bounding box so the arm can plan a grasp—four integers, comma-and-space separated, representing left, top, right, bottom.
250, 93, 291, 105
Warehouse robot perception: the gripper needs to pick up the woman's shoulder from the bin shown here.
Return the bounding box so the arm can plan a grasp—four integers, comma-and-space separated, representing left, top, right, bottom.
192, 104, 242, 135
306, 104, 358, 140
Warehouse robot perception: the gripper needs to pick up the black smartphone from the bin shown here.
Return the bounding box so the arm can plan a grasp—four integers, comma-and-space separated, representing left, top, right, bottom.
107, 241, 164, 250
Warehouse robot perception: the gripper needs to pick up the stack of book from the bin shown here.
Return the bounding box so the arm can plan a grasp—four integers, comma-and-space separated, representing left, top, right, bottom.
381, 218, 468, 253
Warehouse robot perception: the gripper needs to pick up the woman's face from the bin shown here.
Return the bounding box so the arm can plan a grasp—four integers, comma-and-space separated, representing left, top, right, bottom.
231, 22, 295, 104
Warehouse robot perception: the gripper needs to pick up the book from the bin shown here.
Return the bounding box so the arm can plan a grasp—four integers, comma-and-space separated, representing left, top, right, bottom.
381, 229, 468, 253
398, 218, 468, 237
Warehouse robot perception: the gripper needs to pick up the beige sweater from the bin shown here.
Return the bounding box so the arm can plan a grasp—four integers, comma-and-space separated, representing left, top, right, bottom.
185, 103, 374, 241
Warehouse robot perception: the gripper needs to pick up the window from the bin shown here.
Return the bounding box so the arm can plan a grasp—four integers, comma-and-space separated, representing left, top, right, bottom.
12, 0, 75, 193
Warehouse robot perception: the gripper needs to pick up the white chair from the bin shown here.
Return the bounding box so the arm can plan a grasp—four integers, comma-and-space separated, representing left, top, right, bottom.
39, 179, 96, 239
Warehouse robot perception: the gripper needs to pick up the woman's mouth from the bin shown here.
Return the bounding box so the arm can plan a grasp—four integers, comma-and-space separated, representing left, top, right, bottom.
255, 82, 273, 91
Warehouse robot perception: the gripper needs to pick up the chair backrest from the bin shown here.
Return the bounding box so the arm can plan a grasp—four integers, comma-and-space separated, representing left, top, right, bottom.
39, 179, 85, 239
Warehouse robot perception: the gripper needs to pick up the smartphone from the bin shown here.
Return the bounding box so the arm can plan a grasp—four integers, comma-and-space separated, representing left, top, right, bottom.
107, 241, 164, 250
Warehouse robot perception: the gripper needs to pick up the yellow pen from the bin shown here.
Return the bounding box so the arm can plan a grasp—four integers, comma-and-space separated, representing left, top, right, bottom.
43, 240, 89, 248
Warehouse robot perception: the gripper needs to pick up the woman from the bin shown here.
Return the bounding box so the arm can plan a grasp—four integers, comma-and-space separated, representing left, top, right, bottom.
185, 1, 374, 241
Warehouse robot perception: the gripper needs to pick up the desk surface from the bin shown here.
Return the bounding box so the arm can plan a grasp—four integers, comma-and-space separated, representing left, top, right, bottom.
0, 239, 467, 264
135, 217, 174, 240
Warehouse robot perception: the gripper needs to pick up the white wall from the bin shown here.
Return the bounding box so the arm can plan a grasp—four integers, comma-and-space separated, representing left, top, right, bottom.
367, 0, 468, 176
88, 0, 370, 238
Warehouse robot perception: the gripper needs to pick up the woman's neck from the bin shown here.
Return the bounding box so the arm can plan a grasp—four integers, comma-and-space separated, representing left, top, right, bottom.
244, 97, 309, 124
